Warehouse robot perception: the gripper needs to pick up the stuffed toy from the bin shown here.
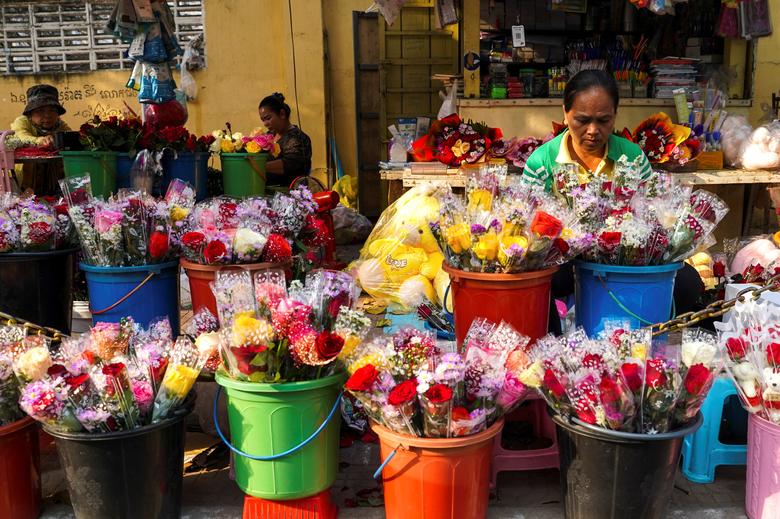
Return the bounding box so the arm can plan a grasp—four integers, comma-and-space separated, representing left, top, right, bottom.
732, 361, 763, 412
762, 368, 780, 421
352, 184, 451, 312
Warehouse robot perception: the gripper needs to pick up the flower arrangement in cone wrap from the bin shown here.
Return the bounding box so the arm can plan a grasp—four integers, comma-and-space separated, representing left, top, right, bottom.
59, 175, 196, 266
1, 317, 207, 433
344, 319, 543, 438
533, 324, 721, 434
553, 156, 729, 265
0, 193, 75, 253
215, 268, 370, 383
412, 115, 503, 167
432, 165, 590, 273
180, 187, 319, 266
716, 298, 780, 426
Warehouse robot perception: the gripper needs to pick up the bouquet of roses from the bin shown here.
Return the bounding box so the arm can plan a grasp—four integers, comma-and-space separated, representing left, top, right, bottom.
79, 115, 142, 153
673, 328, 722, 427
411, 114, 503, 167
344, 320, 541, 438
0, 193, 73, 253
184, 307, 221, 373
432, 166, 586, 273
211, 124, 281, 157
152, 336, 206, 422
717, 298, 780, 424
217, 268, 367, 383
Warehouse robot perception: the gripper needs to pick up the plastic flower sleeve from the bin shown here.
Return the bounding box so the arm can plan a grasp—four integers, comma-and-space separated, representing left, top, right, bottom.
253, 268, 287, 318
94, 203, 126, 266
0, 209, 19, 252
419, 382, 453, 438
220, 313, 277, 382
91, 362, 140, 430
381, 379, 420, 436
90, 319, 134, 362
117, 194, 148, 266
11, 336, 53, 383
306, 269, 359, 330
213, 270, 255, 328
147, 201, 171, 264
152, 337, 205, 422
0, 352, 22, 426
641, 345, 682, 434
19, 378, 80, 431
334, 308, 372, 363
674, 328, 722, 427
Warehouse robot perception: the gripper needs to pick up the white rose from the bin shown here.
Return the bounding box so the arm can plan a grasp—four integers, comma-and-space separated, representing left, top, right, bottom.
234, 227, 268, 256
682, 341, 718, 368
195, 331, 221, 357
17, 347, 53, 381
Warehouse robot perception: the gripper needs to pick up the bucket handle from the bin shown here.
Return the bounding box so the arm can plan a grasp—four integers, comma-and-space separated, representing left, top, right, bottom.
373, 444, 402, 480
596, 274, 676, 326
90, 272, 156, 315
212, 386, 342, 461
245, 156, 267, 183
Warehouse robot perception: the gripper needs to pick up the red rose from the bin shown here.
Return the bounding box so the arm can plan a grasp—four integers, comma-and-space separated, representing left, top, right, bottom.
530, 211, 563, 238
102, 362, 126, 378
767, 343, 780, 366
203, 240, 228, 264
451, 406, 470, 421
553, 237, 570, 255
47, 364, 68, 379
575, 398, 597, 424
262, 234, 292, 263
148, 230, 169, 260
726, 337, 749, 361
388, 379, 418, 406
713, 260, 726, 278
645, 359, 668, 389
185, 134, 197, 152
219, 202, 238, 227
27, 221, 53, 245
345, 364, 379, 392
598, 375, 621, 404
315, 331, 344, 361
620, 362, 643, 392
425, 383, 453, 404
66, 373, 90, 389
543, 369, 566, 399
684, 364, 712, 396
598, 231, 622, 251
182, 231, 206, 249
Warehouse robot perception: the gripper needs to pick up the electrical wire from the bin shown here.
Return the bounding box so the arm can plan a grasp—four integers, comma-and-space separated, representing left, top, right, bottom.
288, 0, 302, 129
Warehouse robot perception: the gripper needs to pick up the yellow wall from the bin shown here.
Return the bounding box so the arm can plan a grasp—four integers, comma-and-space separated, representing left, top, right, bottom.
750, 4, 780, 124
0, 0, 328, 176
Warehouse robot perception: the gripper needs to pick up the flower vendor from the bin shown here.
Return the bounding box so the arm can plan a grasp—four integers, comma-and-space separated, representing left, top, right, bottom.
522, 70, 703, 333
258, 92, 312, 187
9, 84, 71, 195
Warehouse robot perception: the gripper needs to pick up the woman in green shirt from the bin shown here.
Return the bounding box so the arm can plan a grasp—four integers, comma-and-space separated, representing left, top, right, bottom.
522, 70, 703, 334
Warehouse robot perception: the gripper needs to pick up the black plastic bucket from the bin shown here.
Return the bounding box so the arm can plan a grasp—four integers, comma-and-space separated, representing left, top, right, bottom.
0, 248, 78, 333
554, 413, 702, 519
45, 402, 193, 519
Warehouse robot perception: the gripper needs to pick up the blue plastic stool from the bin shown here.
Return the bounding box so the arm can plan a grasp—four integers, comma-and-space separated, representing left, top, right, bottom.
681, 376, 747, 483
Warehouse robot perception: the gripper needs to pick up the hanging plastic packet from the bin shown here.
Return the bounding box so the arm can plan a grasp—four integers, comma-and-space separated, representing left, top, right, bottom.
130, 150, 163, 194
138, 62, 176, 104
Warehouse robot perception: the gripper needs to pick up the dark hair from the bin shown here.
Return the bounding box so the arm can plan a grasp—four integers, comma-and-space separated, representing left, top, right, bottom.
259, 92, 291, 118
563, 70, 619, 112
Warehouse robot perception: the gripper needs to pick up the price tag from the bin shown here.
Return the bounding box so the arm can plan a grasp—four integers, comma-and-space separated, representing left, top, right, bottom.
511, 25, 526, 48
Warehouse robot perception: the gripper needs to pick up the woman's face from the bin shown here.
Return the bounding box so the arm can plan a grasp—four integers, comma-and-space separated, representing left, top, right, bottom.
259, 106, 287, 135
30, 106, 59, 130
563, 87, 616, 155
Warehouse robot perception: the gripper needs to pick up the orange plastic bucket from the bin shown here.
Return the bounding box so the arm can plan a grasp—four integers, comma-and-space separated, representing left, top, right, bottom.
442, 263, 557, 345
180, 259, 289, 317
0, 417, 41, 519
372, 419, 503, 519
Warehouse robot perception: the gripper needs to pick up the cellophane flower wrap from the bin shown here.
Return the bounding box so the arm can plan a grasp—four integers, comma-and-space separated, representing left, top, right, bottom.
563, 159, 728, 265
184, 307, 221, 373
432, 165, 583, 273
640, 345, 682, 433
165, 178, 196, 253
116, 192, 148, 265
673, 328, 722, 427
5, 197, 57, 252
218, 268, 367, 383
0, 325, 26, 425
152, 336, 204, 422
717, 299, 780, 424
59, 175, 106, 265
344, 320, 540, 438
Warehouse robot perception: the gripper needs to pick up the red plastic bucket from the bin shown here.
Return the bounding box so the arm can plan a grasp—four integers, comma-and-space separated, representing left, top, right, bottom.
373, 419, 503, 519
180, 259, 288, 319
442, 263, 557, 345
0, 417, 41, 519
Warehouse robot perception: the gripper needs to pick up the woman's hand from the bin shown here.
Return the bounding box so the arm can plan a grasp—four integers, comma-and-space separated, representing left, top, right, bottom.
38, 135, 54, 148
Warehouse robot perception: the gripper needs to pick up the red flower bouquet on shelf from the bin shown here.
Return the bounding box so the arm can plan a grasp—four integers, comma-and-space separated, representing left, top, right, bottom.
412, 114, 503, 167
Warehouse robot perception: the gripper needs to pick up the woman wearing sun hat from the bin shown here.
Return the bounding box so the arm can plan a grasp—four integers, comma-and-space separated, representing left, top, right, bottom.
9, 84, 71, 194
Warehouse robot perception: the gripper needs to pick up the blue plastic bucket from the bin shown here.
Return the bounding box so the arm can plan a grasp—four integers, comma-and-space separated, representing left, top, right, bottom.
80, 261, 180, 335
161, 151, 208, 201
574, 261, 683, 336
116, 153, 135, 190
193, 152, 210, 200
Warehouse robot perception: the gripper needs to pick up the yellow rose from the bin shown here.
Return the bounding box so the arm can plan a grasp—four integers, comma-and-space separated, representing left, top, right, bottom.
169, 206, 189, 222
161, 364, 199, 398
232, 314, 274, 346
444, 222, 471, 254
220, 139, 236, 153
517, 360, 544, 388
474, 232, 499, 261
560, 228, 574, 241
245, 140, 261, 154
498, 235, 528, 267
631, 342, 648, 361
467, 189, 493, 213
338, 335, 362, 361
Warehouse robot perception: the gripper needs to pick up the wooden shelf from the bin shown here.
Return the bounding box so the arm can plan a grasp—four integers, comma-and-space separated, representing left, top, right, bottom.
458, 98, 753, 108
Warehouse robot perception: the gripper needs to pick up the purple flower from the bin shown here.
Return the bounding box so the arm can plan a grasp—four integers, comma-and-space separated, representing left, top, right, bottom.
489, 219, 502, 233
470, 224, 487, 235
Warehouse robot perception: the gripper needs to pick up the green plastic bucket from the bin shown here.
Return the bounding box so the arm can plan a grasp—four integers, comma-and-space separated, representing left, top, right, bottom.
60, 151, 117, 199
220, 153, 267, 197
214, 372, 343, 500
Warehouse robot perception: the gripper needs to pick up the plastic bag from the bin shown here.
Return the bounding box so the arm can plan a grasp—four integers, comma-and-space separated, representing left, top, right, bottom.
180, 41, 198, 101
349, 184, 450, 312
739, 0, 772, 39
142, 98, 188, 129
333, 205, 372, 245
720, 115, 752, 167
138, 62, 176, 104
437, 79, 458, 119
130, 150, 163, 194
741, 123, 780, 171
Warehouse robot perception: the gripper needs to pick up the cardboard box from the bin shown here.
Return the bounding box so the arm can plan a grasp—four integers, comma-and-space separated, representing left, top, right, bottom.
697, 151, 724, 170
